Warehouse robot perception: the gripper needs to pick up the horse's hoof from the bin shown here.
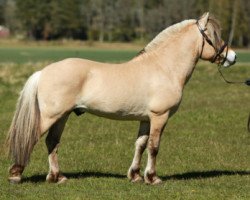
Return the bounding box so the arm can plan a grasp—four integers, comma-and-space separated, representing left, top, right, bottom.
8, 164, 23, 184
145, 176, 162, 185
8, 176, 21, 184
144, 172, 163, 185
46, 173, 67, 184
127, 168, 143, 183
151, 177, 163, 185
46, 174, 55, 183
57, 174, 68, 184
131, 175, 143, 183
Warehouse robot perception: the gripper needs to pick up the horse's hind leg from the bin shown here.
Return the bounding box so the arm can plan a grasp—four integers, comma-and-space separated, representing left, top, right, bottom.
8, 165, 24, 184
45, 114, 69, 183
128, 121, 150, 183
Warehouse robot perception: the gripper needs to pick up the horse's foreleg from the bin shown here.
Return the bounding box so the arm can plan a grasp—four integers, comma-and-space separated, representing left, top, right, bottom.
128, 121, 149, 183
45, 114, 69, 184
144, 112, 169, 185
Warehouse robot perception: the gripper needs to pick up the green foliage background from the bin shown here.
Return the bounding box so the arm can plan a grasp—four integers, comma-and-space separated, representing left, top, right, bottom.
0, 0, 250, 47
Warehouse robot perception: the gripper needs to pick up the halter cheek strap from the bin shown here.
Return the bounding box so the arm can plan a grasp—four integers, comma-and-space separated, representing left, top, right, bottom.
196, 21, 213, 46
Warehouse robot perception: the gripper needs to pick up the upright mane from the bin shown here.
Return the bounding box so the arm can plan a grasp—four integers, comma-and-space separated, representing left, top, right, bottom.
137, 19, 195, 56
136, 15, 222, 57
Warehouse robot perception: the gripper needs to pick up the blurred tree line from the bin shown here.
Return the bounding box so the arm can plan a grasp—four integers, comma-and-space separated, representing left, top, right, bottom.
0, 0, 249, 47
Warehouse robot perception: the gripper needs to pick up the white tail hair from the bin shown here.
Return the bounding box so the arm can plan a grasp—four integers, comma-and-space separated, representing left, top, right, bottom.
7, 71, 41, 167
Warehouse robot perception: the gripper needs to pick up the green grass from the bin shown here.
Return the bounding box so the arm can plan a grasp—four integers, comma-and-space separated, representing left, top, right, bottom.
0, 47, 250, 199
237, 50, 250, 63
0, 46, 138, 64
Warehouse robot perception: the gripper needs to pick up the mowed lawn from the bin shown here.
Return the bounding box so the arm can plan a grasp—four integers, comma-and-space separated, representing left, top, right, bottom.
0, 45, 250, 200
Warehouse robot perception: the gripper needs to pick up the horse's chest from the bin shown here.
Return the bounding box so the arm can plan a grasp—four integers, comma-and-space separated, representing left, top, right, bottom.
147, 84, 183, 115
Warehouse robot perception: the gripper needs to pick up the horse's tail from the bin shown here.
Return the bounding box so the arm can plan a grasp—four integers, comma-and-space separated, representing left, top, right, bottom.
7, 71, 41, 167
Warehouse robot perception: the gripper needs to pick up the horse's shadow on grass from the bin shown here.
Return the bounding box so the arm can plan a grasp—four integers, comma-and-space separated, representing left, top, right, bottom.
161, 170, 250, 181
23, 170, 250, 183
22, 171, 126, 183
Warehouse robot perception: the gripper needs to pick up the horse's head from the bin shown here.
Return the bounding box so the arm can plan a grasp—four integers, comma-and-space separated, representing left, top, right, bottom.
197, 13, 236, 67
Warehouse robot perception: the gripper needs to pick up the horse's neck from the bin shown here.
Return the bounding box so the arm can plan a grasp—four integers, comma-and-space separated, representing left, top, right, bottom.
144, 27, 201, 87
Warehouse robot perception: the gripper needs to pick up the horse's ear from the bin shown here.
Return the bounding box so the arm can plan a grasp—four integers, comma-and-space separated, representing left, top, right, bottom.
198, 12, 209, 29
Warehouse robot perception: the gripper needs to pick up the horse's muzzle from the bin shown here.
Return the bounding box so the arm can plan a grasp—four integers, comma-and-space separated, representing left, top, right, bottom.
223, 50, 237, 67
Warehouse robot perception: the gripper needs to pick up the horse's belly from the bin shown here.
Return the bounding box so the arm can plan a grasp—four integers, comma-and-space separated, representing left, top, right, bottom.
75, 102, 149, 121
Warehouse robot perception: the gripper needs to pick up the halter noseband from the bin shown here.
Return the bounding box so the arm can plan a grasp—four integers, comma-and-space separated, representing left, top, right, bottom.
196, 20, 228, 65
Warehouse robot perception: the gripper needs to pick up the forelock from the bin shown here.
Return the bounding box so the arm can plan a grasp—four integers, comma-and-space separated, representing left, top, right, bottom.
207, 16, 222, 49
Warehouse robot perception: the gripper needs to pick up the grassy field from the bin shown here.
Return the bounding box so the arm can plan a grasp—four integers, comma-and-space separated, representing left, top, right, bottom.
0, 46, 137, 64
0, 45, 250, 199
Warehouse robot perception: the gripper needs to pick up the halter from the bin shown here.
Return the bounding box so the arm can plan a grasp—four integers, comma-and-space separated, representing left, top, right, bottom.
196, 20, 250, 86
196, 20, 228, 65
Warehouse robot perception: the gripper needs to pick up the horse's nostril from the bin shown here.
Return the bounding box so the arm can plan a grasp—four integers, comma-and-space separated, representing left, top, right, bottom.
235, 54, 237, 60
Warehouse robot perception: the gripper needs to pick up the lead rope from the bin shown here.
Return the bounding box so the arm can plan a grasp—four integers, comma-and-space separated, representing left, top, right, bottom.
217, 65, 250, 132
248, 113, 250, 132
217, 66, 249, 85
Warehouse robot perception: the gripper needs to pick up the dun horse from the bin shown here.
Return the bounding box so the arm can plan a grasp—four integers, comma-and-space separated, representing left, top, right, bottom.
7, 13, 236, 185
